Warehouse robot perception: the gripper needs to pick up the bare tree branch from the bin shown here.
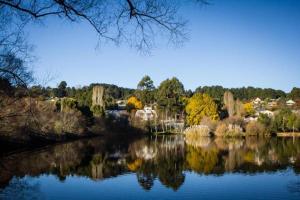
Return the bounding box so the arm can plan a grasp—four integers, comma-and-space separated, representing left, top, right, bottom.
0, 0, 207, 52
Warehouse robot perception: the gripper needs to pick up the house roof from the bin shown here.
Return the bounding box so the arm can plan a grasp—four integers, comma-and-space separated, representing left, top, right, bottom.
286, 99, 296, 104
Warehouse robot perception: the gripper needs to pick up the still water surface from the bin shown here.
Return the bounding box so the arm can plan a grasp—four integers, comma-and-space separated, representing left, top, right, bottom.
0, 136, 300, 200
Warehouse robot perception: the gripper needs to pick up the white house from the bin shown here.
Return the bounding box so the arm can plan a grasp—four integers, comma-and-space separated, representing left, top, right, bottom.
116, 100, 127, 110
286, 99, 296, 106
253, 97, 262, 105
259, 110, 274, 117
135, 106, 157, 121
244, 116, 258, 123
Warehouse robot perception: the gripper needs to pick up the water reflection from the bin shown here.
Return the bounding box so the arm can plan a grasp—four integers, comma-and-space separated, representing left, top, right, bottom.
0, 136, 300, 191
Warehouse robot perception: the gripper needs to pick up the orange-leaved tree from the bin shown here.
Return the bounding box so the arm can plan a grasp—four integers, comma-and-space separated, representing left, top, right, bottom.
127, 96, 143, 112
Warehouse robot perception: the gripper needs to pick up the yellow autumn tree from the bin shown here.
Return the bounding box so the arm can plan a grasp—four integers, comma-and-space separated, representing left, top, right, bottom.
127, 96, 143, 111
244, 102, 255, 116
185, 93, 219, 125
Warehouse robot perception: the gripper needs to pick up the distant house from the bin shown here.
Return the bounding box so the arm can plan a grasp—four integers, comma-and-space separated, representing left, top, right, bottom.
46, 97, 60, 102
259, 110, 274, 117
253, 97, 262, 105
286, 99, 296, 106
116, 100, 127, 110
106, 110, 128, 119
135, 106, 157, 121
244, 116, 258, 123
252, 98, 265, 109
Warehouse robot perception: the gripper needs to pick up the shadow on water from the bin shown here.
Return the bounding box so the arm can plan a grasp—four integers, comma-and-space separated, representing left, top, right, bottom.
0, 135, 300, 192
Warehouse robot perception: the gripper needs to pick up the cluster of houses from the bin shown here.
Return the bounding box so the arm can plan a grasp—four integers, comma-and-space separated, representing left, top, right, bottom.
111, 100, 184, 133
245, 97, 298, 122
253, 97, 296, 108
105, 100, 158, 121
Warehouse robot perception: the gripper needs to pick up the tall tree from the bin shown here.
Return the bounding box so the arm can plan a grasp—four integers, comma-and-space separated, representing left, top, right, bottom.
136, 75, 155, 105
289, 87, 300, 100
156, 77, 184, 114
235, 99, 245, 117
55, 81, 67, 97
223, 91, 235, 117
137, 75, 155, 91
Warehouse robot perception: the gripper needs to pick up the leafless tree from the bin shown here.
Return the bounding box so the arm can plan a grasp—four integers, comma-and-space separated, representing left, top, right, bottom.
0, 0, 208, 52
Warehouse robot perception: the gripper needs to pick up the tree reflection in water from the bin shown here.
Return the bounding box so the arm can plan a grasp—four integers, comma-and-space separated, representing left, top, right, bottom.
0, 136, 300, 191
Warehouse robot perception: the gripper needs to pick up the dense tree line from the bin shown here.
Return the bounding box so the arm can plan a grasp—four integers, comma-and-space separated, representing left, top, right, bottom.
28, 82, 135, 107
196, 86, 288, 101
28, 78, 300, 113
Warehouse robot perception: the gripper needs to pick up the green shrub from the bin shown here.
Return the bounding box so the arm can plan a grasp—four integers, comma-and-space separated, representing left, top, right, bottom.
61, 98, 77, 111
245, 121, 266, 136
91, 105, 105, 117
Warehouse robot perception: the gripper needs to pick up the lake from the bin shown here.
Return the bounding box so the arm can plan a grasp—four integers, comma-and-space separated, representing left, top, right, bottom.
0, 136, 300, 200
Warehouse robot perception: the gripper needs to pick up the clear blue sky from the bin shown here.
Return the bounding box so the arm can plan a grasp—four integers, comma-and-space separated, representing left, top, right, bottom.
26, 0, 300, 92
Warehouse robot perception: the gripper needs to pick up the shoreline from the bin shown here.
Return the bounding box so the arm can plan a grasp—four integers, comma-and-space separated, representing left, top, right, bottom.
277, 132, 300, 137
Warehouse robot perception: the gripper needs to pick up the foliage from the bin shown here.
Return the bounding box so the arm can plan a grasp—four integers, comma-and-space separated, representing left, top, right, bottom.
196, 86, 286, 101
257, 113, 272, 133
54, 81, 67, 98
137, 75, 155, 91
215, 121, 244, 137
195, 86, 225, 101
73, 86, 93, 107
200, 116, 217, 132
91, 105, 105, 117
184, 125, 211, 139
223, 91, 246, 117
256, 109, 300, 134
235, 99, 245, 117
244, 102, 255, 116
289, 87, 300, 100
215, 122, 228, 137
61, 98, 77, 111
185, 93, 219, 125
272, 108, 300, 132
64, 83, 134, 108
127, 96, 143, 111
156, 77, 185, 114
223, 91, 235, 117
25, 100, 87, 135
245, 121, 266, 136
136, 75, 155, 105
